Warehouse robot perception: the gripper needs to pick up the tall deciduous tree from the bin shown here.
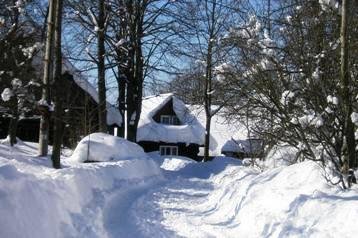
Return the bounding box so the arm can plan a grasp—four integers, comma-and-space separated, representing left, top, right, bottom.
97, 0, 107, 133
106, 0, 175, 141
339, 0, 356, 187
223, 0, 358, 187
170, 0, 237, 161
39, 0, 56, 156
51, 0, 64, 169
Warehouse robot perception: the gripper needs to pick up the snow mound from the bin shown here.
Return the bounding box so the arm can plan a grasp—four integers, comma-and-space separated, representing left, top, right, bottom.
69, 133, 146, 163
0, 136, 23, 145
160, 155, 195, 171
262, 144, 299, 169
1, 138, 357, 237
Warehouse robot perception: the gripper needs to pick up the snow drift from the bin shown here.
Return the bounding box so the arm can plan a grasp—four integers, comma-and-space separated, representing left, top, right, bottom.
0, 140, 162, 238
133, 157, 358, 238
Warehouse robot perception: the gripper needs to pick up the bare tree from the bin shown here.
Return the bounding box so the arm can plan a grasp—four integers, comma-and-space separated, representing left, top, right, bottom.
38, 0, 56, 156
170, 0, 237, 161
340, 0, 356, 187
106, 0, 175, 141
64, 0, 110, 133
223, 0, 358, 187
51, 0, 64, 169
97, 0, 107, 133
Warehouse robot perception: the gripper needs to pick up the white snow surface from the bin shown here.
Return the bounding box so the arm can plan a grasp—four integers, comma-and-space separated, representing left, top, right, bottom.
137, 93, 205, 145
0, 139, 358, 238
0, 139, 161, 238
190, 105, 252, 156
68, 133, 146, 163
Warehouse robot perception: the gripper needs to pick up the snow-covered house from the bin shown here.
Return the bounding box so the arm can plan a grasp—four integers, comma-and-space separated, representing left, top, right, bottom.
136, 94, 205, 160
0, 60, 122, 147
135, 93, 263, 160
0, 20, 122, 146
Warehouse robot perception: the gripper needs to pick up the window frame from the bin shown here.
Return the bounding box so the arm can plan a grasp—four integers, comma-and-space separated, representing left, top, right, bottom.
159, 145, 179, 156
160, 115, 180, 125
160, 115, 171, 125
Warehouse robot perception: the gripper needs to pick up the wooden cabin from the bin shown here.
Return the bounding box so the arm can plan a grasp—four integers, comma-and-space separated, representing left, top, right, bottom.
136, 94, 205, 161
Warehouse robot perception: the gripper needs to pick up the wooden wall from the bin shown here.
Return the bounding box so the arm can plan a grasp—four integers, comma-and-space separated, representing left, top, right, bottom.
138, 140, 200, 161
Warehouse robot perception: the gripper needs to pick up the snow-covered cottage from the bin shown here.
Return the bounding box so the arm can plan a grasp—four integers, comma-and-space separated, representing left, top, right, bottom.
135, 93, 263, 160
0, 60, 122, 147
136, 94, 205, 160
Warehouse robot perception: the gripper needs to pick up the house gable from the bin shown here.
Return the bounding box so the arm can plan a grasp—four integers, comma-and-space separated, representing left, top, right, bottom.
152, 98, 181, 125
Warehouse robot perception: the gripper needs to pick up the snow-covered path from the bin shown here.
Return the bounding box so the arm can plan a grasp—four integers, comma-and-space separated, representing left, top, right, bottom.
102, 157, 358, 238
101, 157, 254, 238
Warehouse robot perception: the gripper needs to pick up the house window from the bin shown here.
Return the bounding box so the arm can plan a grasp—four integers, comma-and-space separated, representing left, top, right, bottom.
160, 146, 179, 156
160, 115, 180, 125
172, 116, 180, 125
160, 115, 171, 125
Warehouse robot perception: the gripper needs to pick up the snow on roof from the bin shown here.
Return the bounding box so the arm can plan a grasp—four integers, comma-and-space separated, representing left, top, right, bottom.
62, 60, 122, 126
28, 47, 122, 126
137, 93, 258, 155
189, 105, 252, 156
221, 138, 263, 154
137, 94, 205, 145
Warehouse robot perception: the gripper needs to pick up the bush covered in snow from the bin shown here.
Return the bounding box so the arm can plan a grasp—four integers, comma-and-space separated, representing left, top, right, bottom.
0, 2, 41, 145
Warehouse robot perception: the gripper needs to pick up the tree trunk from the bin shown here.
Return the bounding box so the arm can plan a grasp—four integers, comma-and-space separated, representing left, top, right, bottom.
126, 78, 136, 142
51, 0, 64, 169
116, 64, 126, 137
130, 12, 144, 143
8, 98, 18, 147
203, 0, 216, 162
38, 0, 56, 156
340, 0, 356, 186
204, 115, 211, 161
97, 0, 107, 133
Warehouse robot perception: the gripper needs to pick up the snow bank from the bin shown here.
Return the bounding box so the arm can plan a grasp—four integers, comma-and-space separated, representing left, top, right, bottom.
134, 156, 358, 238
160, 155, 196, 171
0, 140, 162, 238
262, 144, 300, 169
1, 139, 357, 238
69, 133, 146, 163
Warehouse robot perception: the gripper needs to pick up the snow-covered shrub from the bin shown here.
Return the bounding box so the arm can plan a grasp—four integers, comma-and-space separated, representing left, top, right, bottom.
0, 2, 41, 145
221, 1, 357, 187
